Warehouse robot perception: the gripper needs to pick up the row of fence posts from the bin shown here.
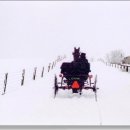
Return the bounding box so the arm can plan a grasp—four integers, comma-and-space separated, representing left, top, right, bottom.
2, 67, 44, 95
2, 55, 66, 95
105, 62, 129, 72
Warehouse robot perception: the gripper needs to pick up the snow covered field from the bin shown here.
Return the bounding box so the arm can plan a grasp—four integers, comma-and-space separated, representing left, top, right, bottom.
0, 57, 130, 125
1, 1, 130, 126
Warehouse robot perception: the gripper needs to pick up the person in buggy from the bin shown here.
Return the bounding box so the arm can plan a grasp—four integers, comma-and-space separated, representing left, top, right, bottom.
79, 52, 91, 76
70, 48, 91, 79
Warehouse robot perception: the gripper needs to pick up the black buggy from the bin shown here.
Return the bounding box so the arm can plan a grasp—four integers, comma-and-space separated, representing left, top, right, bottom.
54, 47, 98, 101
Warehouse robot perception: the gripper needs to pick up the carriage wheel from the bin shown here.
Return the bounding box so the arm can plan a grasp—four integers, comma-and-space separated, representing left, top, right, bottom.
93, 75, 98, 101
89, 76, 91, 87
54, 75, 58, 98
61, 77, 64, 87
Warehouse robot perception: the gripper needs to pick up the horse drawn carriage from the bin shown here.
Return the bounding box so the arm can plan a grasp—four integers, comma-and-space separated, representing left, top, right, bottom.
54, 47, 98, 101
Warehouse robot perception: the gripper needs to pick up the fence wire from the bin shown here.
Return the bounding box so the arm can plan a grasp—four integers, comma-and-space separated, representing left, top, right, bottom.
0, 55, 66, 95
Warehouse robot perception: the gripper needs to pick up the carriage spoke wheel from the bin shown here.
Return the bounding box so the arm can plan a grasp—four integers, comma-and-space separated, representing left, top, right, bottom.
93, 75, 97, 101
61, 77, 63, 87
54, 75, 58, 98
89, 77, 91, 87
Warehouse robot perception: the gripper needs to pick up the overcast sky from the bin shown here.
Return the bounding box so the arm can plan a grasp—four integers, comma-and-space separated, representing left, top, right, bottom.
0, 1, 130, 59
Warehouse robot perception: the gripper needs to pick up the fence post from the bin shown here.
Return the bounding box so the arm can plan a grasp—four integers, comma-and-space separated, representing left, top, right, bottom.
33, 67, 37, 80
2, 73, 8, 95
41, 67, 44, 78
126, 66, 128, 72
48, 63, 51, 72
51, 62, 54, 70
21, 69, 25, 86
54, 60, 56, 67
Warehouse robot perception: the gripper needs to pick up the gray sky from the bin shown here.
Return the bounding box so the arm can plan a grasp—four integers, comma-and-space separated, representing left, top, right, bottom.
0, 1, 130, 59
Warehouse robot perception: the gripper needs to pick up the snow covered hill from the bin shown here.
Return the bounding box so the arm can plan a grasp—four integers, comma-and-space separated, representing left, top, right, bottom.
0, 57, 130, 125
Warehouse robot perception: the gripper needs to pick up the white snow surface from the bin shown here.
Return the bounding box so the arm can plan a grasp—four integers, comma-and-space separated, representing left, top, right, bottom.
0, 57, 130, 125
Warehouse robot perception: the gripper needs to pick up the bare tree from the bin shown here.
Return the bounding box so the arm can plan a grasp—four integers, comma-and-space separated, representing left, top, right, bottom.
105, 50, 125, 64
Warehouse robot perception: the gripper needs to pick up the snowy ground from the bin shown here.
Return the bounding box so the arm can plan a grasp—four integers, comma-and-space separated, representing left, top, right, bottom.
0, 57, 130, 125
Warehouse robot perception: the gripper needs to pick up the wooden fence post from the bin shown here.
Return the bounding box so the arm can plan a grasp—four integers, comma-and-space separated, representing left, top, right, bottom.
2, 73, 8, 95
51, 62, 54, 70
48, 63, 51, 72
126, 66, 128, 72
21, 69, 25, 86
54, 60, 56, 67
33, 67, 37, 80
41, 67, 44, 78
